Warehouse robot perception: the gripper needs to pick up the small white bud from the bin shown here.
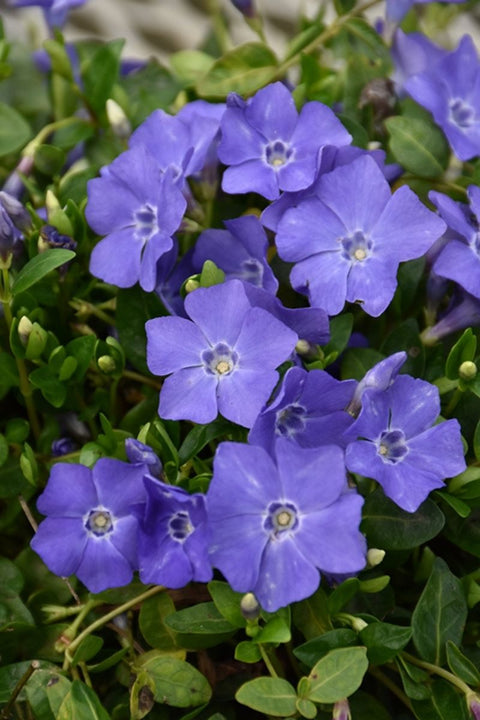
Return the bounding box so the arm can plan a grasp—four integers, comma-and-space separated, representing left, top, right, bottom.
18, 315, 33, 345
45, 189, 61, 218
459, 360, 477, 381
295, 339, 311, 355
367, 548, 386, 568
106, 99, 131, 140
351, 617, 368, 632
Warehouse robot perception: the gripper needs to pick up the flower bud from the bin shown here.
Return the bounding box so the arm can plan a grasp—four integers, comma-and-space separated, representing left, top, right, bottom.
18, 315, 33, 345
0, 192, 31, 232
240, 592, 260, 621
367, 548, 386, 568
351, 616, 368, 632
459, 360, 477, 381
97, 355, 116, 374
106, 98, 131, 140
467, 692, 480, 719
295, 339, 311, 356
333, 698, 351, 720
51, 438, 77, 457
125, 438, 162, 477
25, 322, 48, 360
347, 352, 407, 416
230, 0, 256, 17
184, 276, 201, 294
45, 189, 61, 217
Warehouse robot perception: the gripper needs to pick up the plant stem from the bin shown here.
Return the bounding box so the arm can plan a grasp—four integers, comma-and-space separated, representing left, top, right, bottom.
122, 369, 162, 390
0, 661, 39, 719
64, 585, 165, 668
1, 269, 41, 440
402, 651, 472, 696
258, 644, 279, 678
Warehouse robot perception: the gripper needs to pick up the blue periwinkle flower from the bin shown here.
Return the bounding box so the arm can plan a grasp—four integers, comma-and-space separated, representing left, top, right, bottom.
31, 459, 147, 593
12, 0, 87, 27
207, 439, 366, 612
125, 438, 162, 477
275, 155, 446, 316
146, 279, 298, 427
345, 375, 465, 512
218, 82, 352, 200
138, 476, 211, 587
386, 0, 465, 22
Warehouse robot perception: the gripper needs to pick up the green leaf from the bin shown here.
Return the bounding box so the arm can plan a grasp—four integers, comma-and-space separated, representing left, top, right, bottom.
235, 677, 297, 717
435, 490, 471, 518
116, 285, 166, 374
208, 580, 245, 628
443, 503, 480, 556
327, 577, 360, 614
70, 636, 104, 666
34, 143, 66, 176
12, 249, 76, 296
196, 43, 278, 99
385, 115, 449, 178
56, 680, 110, 720
81, 39, 124, 115
361, 489, 445, 550
296, 697, 318, 719
410, 678, 470, 720
0, 101, 31, 156
292, 587, 332, 640
0, 558, 23, 593
303, 647, 368, 703
87, 647, 129, 674
178, 418, 232, 465
445, 328, 477, 380
199, 260, 225, 288
294, 629, 358, 668
253, 616, 291, 644
170, 50, 215, 86
341, 348, 384, 381
360, 622, 412, 665
165, 602, 236, 635
25, 668, 72, 720
130, 671, 155, 720
234, 641, 262, 663
29, 366, 66, 408
412, 558, 467, 665
446, 641, 480, 686
135, 651, 212, 708
396, 656, 431, 701
139, 593, 179, 651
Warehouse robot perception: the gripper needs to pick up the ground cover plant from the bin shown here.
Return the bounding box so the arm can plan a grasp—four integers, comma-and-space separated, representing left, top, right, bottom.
1, 0, 480, 717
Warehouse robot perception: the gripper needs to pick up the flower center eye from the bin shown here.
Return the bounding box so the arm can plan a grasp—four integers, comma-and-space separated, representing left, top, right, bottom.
202, 342, 238, 376
134, 203, 158, 243
340, 230, 372, 262
86, 509, 114, 536
377, 429, 408, 464
275, 404, 307, 437
449, 98, 475, 129
264, 501, 299, 537
168, 511, 193, 542
239, 258, 264, 286
265, 140, 293, 168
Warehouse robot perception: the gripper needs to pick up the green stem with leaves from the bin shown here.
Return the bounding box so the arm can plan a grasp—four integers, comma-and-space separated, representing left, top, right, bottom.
402, 651, 473, 696
63, 585, 165, 669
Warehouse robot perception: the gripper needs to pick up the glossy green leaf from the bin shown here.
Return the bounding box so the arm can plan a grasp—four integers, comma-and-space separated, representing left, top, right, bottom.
292, 587, 332, 640
80, 39, 124, 114
135, 651, 211, 707
253, 616, 291, 644
410, 678, 470, 720
327, 577, 360, 614
12, 249, 75, 296
171, 50, 215, 86
139, 593, 179, 651
70, 636, 104, 666
360, 622, 412, 665
208, 580, 245, 628
56, 680, 110, 720
0, 101, 31, 155
196, 42, 278, 98
234, 641, 262, 663
25, 668, 72, 720
296, 697, 317, 719
446, 641, 480, 686
361, 489, 445, 550
445, 328, 477, 380
165, 602, 236, 635
303, 647, 368, 703
341, 348, 384, 381
412, 558, 467, 665
116, 285, 166, 374
235, 677, 297, 717
385, 115, 449, 178
294, 629, 358, 668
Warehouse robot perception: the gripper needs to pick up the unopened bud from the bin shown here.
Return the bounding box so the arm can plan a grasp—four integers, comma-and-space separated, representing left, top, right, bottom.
25, 322, 48, 360
0, 191, 31, 232
333, 698, 351, 720
240, 592, 260, 621
295, 339, 311, 355
45, 189, 61, 217
459, 360, 477, 381
18, 315, 33, 345
467, 692, 480, 720
106, 99, 131, 140
351, 617, 368, 633
97, 355, 116, 374
184, 277, 200, 294
367, 548, 386, 568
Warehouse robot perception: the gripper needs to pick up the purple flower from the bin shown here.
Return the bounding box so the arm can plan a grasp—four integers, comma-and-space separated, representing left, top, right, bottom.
207, 439, 366, 612
333, 699, 351, 720
125, 438, 162, 477
421, 290, 480, 344
129, 105, 223, 186
12, 0, 87, 27
146, 280, 298, 428
193, 215, 278, 293
428, 187, 480, 299
218, 82, 351, 201
51, 437, 77, 457
386, 0, 465, 22
230, 0, 255, 18
86, 146, 186, 292
405, 35, 480, 162
31, 459, 147, 593
138, 476, 211, 587
346, 351, 407, 416
275, 155, 445, 316
391, 30, 447, 96
345, 375, 465, 512
248, 366, 356, 455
